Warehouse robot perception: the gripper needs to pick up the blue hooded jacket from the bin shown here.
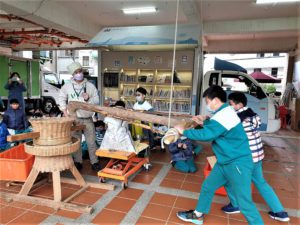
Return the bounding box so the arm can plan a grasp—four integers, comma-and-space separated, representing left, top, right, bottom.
0, 122, 9, 149
168, 138, 195, 161
3, 108, 28, 130
4, 82, 26, 110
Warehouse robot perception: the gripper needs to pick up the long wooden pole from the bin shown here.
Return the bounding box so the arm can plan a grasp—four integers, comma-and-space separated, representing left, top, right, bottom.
67, 101, 194, 128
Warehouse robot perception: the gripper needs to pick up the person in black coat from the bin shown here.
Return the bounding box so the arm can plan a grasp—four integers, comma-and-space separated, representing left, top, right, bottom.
3, 99, 28, 135
4, 72, 27, 111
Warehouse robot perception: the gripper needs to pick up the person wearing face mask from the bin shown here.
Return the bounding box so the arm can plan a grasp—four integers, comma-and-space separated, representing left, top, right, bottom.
174, 85, 263, 225
133, 87, 155, 150
58, 62, 101, 172
223, 92, 289, 222
133, 87, 153, 111
4, 72, 27, 111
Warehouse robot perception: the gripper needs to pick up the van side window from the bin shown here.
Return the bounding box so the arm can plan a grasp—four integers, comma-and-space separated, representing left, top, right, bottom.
209, 73, 219, 86
221, 74, 266, 99
44, 73, 60, 87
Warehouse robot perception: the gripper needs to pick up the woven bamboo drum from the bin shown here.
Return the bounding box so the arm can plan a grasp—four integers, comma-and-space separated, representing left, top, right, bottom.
25, 137, 80, 156
30, 117, 75, 146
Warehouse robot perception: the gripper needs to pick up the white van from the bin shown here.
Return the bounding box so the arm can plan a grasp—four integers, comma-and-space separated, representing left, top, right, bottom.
201, 70, 280, 133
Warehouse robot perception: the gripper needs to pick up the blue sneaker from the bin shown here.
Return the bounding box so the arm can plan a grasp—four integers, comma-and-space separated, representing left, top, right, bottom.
221, 203, 240, 214
268, 211, 290, 222
176, 210, 203, 225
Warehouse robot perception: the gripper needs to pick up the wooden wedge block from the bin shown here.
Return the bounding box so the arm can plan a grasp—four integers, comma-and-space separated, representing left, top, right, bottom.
7, 132, 40, 142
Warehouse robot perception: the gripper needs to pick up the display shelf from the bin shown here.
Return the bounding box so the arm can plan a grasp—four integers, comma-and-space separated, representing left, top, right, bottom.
117, 68, 192, 113
155, 97, 191, 101
155, 83, 192, 87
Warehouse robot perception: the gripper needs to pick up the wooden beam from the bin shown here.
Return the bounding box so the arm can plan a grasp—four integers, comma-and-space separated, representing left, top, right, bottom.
7, 132, 40, 142
67, 101, 194, 128
63, 185, 88, 203
60, 177, 115, 190
0, 192, 93, 214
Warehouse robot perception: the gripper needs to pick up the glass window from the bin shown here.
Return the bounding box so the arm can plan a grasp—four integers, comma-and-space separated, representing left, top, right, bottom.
209, 73, 219, 86
82, 56, 89, 66
65, 50, 73, 57
44, 73, 59, 85
271, 68, 278, 77
221, 74, 266, 99
254, 68, 261, 72
257, 53, 265, 58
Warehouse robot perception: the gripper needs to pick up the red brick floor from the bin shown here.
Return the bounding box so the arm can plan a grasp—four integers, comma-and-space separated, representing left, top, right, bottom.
0, 128, 299, 224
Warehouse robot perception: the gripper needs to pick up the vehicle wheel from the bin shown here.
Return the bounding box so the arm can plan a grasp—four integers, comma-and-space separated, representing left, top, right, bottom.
143, 163, 152, 172
42, 98, 55, 114
100, 177, 106, 183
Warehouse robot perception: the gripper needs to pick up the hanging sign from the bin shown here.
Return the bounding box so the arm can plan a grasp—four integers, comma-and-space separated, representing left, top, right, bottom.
89, 24, 200, 46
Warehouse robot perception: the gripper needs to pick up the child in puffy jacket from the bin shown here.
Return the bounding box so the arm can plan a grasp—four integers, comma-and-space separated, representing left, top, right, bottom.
0, 114, 10, 151
3, 98, 29, 135
168, 136, 202, 173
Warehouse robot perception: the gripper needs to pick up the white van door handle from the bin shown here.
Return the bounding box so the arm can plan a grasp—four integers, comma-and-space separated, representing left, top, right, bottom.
44, 90, 49, 92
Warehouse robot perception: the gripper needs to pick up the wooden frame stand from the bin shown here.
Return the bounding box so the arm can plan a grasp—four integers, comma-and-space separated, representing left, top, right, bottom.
2, 154, 114, 214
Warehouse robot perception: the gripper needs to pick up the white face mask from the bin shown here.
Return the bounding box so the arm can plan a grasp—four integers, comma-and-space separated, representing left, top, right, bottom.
206, 99, 216, 114
11, 76, 19, 82
73, 72, 84, 81
136, 96, 143, 102
206, 104, 215, 113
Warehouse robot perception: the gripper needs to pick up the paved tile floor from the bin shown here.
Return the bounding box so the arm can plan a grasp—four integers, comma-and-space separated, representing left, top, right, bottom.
0, 128, 299, 224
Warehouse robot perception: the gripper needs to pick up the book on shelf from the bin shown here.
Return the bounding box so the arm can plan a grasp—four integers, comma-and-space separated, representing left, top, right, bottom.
120, 73, 136, 82
153, 101, 190, 113
122, 87, 135, 96
156, 89, 191, 98
145, 88, 153, 96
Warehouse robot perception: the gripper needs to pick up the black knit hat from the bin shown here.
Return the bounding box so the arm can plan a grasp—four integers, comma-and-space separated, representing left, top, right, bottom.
136, 87, 147, 95
10, 98, 19, 104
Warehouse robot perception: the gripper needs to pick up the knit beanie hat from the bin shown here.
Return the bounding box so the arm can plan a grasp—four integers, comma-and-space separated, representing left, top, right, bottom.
67, 62, 82, 75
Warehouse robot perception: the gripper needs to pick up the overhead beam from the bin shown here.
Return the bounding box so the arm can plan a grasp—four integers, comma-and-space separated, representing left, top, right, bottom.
0, 21, 40, 29
204, 37, 297, 53
204, 17, 299, 34
0, 0, 100, 40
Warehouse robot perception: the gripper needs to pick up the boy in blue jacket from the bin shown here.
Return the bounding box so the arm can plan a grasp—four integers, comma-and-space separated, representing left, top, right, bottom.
221, 92, 289, 222
175, 85, 263, 225
0, 114, 10, 151
3, 99, 29, 135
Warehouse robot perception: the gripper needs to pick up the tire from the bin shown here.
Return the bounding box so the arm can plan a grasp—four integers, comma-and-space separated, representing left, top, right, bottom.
42, 98, 55, 114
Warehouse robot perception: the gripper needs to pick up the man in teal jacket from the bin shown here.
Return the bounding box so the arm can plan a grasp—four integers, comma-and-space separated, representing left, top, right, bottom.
175, 85, 263, 225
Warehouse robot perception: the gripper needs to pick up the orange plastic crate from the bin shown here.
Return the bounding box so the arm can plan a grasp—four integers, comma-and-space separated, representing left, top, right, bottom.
203, 162, 254, 196
0, 144, 35, 182
203, 162, 227, 196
